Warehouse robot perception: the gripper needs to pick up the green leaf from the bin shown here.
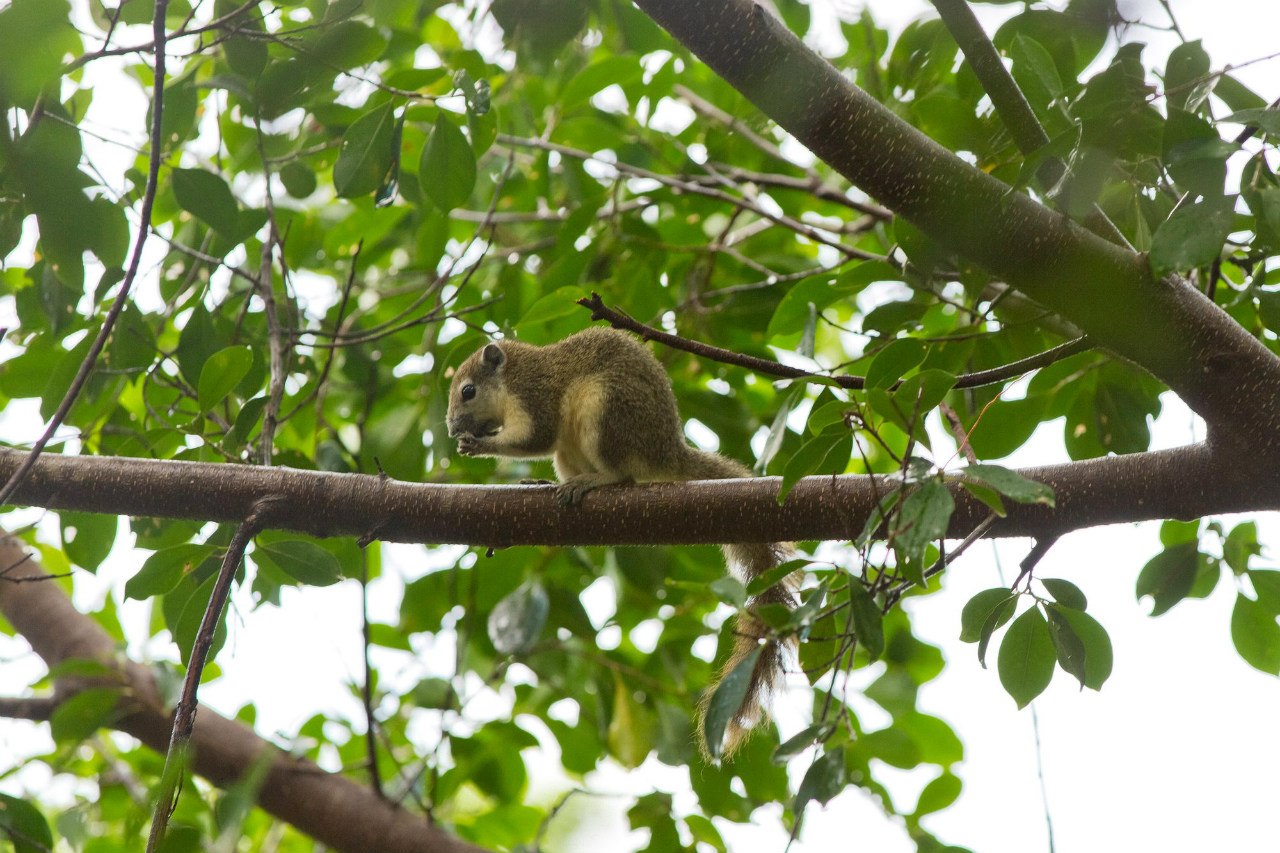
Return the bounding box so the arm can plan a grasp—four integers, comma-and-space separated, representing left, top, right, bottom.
709, 576, 747, 609
0, 794, 54, 853
607, 673, 654, 769
1224, 521, 1260, 574
561, 54, 643, 108
334, 102, 398, 198
125, 544, 215, 600
1164, 40, 1211, 110
0, 0, 80, 108
1055, 607, 1113, 690
702, 646, 761, 760
997, 607, 1056, 708
487, 580, 549, 655
1231, 593, 1280, 674
1222, 108, 1280, 138
50, 687, 119, 745
1249, 570, 1280, 614
1149, 195, 1235, 277
849, 581, 885, 661
280, 161, 318, 199
419, 112, 476, 212
959, 464, 1055, 506
960, 587, 1015, 643
767, 261, 898, 338
772, 724, 824, 764
756, 384, 804, 474
1041, 578, 1087, 610
1045, 605, 1087, 688
976, 596, 1017, 668
777, 427, 852, 503
255, 540, 342, 587
795, 746, 847, 812
60, 510, 117, 572
892, 479, 954, 561
912, 771, 962, 819
1136, 541, 1199, 616
197, 345, 254, 412
172, 168, 241, 237
865, 338, 926, 389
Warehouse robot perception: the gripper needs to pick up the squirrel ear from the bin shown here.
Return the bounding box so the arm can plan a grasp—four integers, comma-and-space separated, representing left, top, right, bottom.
481, 343, 505, 371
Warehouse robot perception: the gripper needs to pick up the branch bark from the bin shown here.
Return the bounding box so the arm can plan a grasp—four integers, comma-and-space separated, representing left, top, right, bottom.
0, 444, 1274, 547
630, 0, 1280, 449
0, 535, 487, 853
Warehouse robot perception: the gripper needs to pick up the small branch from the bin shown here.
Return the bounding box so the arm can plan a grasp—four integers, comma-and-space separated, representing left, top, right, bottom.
1013, 535, 1060, 590
0, 0, 171, 511
578, 292, 1093, 391
928, 0, 1130, 248
145, 504, 272, 853
0, 695, 57, 721
360, 551, 384, 798
496, 134, 883, 261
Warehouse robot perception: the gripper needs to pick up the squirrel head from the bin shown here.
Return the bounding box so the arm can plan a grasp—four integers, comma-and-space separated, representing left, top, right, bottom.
446, 342, 508, 442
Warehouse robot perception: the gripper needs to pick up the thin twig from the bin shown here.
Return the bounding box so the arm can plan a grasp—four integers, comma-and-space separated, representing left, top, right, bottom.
0, 0, 171, 511
144, 501, 275, 853
579, 292, 1093, 391
359, 550, 383, 797
497, 134, 883, 261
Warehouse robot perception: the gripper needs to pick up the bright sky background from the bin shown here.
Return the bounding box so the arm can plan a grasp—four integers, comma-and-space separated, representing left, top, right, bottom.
2, 1, 1280, 851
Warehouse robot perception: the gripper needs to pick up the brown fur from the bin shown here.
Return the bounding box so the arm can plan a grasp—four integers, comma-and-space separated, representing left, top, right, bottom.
447, 328, 794, 756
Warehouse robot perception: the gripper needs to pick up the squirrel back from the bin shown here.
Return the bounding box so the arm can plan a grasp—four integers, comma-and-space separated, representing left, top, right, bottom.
447, 327, 795, 755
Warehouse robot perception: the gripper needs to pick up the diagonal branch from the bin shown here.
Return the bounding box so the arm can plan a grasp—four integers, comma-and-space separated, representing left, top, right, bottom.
630, 0, 1280, 450
0, 535, 487, 853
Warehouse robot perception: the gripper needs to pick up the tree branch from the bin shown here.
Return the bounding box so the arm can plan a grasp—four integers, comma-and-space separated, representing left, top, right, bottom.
0, 535, 487, 853
0, 443, 1272, 547
579, 292, 1092, 391
630, 0, 1280, 449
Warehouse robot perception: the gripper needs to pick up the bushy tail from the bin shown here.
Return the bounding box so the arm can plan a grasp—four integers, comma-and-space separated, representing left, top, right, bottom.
681, 449, 797, 759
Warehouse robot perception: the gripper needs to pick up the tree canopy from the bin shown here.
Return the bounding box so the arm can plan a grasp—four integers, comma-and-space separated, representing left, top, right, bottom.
1, 0, 1278, 851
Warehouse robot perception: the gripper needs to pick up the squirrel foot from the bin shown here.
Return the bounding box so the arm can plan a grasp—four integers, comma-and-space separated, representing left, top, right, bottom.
555, 474, 630, 505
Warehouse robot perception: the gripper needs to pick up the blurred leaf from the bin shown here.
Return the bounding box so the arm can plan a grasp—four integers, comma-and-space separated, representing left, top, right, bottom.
795, 746, 847, 813
197, 346, 253, 412
334, 103, 398, 199
1149, 195, 1235, 277
702, 647, 760, 760
172, 168, 240, 237
487, 580, 549, 655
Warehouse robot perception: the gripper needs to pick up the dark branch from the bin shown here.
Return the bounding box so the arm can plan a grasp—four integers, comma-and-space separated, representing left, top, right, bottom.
0, 444, 1274, 548
579, 291, 1093, 391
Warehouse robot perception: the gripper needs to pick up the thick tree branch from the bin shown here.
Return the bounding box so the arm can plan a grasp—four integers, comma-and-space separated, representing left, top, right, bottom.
631, 0, 1280, 449
0, 535, 487, 853
0, 445, 1273, 547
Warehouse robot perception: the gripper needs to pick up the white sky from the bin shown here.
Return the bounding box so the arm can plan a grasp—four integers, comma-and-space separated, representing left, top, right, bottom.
3, 1, 1280, 851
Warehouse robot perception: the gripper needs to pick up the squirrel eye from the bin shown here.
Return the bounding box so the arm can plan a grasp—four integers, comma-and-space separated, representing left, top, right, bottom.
461, 383, 477, 401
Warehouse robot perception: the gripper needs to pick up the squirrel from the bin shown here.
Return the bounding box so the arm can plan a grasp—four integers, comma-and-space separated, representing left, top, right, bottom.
446, 326, 795, 755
